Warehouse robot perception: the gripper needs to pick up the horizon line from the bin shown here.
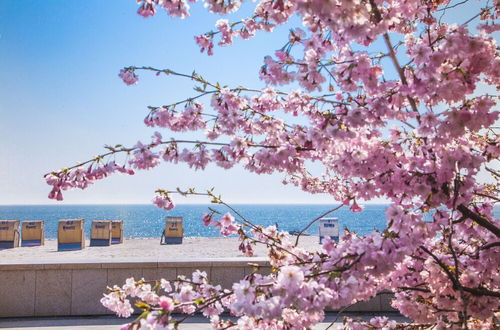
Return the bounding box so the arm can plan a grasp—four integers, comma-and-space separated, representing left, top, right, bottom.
0, 202, 392, 206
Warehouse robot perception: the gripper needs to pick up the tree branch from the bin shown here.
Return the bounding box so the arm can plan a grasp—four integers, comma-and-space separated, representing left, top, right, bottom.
480, 241, 500, 250
294, 204, 343, 246
369, 0, 419, 115
457, 205, 500, 238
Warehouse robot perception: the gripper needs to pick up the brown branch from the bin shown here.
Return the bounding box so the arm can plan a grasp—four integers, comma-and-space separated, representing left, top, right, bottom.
174, 291, 234, 325
473, 192, 500, 202
481, 241, 500, 250
461, 286, 500, 298
420, 245, 461, 289
485, 166, 500, 179
462, 286, 500, 298
452, 216, 467, 224
420, 245, 500, 299
457, 205, 500, 238
437, 0, 470, 12
135, 66, 349, 106
294, 204, 343, 246
307, 252, 365, 278
398, 286, 431, 293
46, 139, 314, 177
369, 0, 419, 115
383, 33, 419, 114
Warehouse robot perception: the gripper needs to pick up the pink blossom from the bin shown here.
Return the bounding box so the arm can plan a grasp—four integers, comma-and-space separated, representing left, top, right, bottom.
215, 19, 233, 46
349, 200, 363, 213
160, 279, 172, 292
202, 213, 213, 226
152, 195, 175, 210
118, 69, 139, 85
219, 212, 234, 227
194, 34, 214, 56
119, 324, 131, 330
100, 291, 133, 318
129, 142, 160, 170
277, 265, 304, 291
220, 223, 239, 236
159, 296, 175, 311
137, 2, 155, 18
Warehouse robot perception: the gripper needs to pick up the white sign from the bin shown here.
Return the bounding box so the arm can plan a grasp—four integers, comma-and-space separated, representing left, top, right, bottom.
319, 217, 339, 244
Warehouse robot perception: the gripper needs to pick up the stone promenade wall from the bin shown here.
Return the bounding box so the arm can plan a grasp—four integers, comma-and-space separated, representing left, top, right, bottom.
0, 258, 395, 317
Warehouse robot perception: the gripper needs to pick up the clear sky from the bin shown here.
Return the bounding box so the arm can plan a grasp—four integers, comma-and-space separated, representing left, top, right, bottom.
0, 1, 494, 205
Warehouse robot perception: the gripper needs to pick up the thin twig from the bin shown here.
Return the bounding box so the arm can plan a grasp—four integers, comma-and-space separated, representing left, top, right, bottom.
294, 204, 343, 246
46, 139, 314, 177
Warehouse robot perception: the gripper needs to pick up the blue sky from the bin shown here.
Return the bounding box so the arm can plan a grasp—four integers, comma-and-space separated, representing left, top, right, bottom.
0, 1, 494, 205
0, 0, 329, 205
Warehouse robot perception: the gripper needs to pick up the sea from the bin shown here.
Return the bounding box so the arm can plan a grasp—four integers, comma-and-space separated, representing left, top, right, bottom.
0, 204, 498, 239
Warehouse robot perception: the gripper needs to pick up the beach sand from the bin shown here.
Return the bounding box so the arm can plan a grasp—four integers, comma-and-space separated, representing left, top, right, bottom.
0, 236, 320, 263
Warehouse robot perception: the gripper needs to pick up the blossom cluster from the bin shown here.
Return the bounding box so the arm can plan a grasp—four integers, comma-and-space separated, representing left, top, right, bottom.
101, 271, 227, 328
101, 202, 499, 329
137, 0, 189, 19
152, 191, 175, 210
202, 212, 240, 237
47, 0, 500, 328
118, 68, 139, 85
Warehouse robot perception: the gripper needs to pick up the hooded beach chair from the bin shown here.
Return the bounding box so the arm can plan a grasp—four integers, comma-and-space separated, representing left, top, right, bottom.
319, 217, 339, 244
111, 220, 123, 244
21, 220, 45, 247
58, 219, 85, 251
161, 216, 183, 245
90, 220, 112, 246
0, 220, 20, 249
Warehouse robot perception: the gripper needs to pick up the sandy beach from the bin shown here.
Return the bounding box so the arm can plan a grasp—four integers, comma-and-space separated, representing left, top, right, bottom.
0, 236, 320, 263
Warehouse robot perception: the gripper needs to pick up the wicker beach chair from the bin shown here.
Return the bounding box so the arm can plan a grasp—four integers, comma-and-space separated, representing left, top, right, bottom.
161, 216, 183, 245
0, 220, 20, 249
90, 220, 112, 246
21, 220, 44, 247
58, 219, 85, 251
111, 220, 123, 244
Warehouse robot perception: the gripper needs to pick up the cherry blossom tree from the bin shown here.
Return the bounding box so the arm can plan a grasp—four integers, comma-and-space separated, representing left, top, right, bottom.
46, 0, 499, 328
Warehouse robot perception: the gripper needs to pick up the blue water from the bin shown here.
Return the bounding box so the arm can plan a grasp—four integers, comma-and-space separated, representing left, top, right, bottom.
0, 204, 497, 239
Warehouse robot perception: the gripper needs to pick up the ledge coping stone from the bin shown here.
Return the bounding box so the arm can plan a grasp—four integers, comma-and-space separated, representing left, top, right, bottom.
0, 257, 269, 271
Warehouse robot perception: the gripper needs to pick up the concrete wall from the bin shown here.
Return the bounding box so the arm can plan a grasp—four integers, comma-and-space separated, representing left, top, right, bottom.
0, 258, 395, 317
